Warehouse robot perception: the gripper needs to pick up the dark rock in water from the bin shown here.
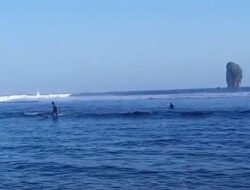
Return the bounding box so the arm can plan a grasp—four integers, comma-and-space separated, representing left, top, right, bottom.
226, 62, 243, 88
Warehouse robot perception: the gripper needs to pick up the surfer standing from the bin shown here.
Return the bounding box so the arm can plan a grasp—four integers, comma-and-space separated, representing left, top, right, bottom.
52, 102, 58, 116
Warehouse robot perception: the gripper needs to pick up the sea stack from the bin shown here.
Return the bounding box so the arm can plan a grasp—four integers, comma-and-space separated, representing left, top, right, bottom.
226, 62, 243, 88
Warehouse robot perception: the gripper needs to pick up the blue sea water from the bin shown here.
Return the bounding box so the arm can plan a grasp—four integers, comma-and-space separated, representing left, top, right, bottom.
0, 94, 250, 190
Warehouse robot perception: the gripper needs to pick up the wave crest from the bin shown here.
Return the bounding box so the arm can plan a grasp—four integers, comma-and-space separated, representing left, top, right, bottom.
2, 109, 250, 120
0, 93, 71, 102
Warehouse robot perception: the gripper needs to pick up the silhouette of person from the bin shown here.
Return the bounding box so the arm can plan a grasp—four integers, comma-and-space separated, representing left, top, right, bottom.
169, 102, 174, 109
52, 102, 58, 116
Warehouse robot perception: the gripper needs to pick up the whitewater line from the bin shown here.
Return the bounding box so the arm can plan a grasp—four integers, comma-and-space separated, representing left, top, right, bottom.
0, 93, 71, 102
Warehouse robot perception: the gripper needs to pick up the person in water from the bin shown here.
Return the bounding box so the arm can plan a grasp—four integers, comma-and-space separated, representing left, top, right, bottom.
52, 102, 58, 116
169, 102, 174, 109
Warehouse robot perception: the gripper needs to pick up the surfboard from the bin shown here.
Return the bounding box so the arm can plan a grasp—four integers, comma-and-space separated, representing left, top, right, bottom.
43, 113, 65, 118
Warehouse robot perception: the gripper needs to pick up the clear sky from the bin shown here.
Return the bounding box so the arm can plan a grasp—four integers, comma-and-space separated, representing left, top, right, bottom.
0, 0, 250, 94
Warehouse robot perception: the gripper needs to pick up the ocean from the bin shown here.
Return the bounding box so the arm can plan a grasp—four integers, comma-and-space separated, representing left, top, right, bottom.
0, 90, 250, 189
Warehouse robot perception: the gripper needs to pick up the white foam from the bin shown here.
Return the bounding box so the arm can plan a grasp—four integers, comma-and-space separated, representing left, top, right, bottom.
0, 92, 71, 102
1, 91, 250, 102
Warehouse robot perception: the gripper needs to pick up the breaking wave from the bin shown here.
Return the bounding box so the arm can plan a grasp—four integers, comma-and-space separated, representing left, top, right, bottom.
0, 92, 71, 102
2, 90, 250, 102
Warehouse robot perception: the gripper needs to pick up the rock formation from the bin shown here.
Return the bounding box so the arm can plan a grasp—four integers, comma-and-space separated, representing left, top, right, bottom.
226, 62, 243, 88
